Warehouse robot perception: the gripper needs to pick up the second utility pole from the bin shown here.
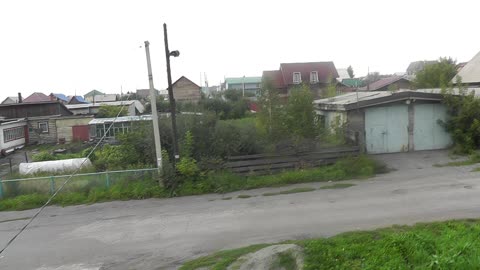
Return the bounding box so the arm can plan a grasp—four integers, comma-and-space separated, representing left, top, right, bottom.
164, 23, 180, 169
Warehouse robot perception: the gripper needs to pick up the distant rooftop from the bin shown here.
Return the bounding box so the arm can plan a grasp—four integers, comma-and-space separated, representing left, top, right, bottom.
89, 115, 153, 124
225, 77, 262, 85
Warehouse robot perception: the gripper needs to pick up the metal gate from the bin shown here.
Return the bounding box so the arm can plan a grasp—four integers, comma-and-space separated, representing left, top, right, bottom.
72, 125, 90, 142
413, 104, 452, 151
365, 105, 409, 153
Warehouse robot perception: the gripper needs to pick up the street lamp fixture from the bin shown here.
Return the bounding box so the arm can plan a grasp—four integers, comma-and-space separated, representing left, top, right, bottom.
169, 50, 180, 57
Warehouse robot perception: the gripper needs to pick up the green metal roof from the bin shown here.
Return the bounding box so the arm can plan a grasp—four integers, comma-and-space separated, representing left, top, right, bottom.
225, 77, 262, 85
341, 78, 363, 87
84, 90, 105, 98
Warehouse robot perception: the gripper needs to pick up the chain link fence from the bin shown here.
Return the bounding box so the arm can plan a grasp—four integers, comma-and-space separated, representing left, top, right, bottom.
0, 168, 158, 199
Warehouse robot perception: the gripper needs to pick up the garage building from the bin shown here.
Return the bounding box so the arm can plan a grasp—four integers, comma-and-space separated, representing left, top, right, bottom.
314, 90, 455, 154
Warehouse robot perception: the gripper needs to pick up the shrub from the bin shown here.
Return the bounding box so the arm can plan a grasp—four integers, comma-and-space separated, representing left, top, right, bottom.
177, 157, 200, 179
442, 79, 480, 153
32, 151, 56, 162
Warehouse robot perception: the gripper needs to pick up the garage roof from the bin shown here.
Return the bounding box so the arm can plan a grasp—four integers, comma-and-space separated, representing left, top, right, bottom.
314, 88, 480, 111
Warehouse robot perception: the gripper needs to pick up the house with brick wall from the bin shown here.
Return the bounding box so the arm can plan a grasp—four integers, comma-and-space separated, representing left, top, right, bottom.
262, 62, 339, 98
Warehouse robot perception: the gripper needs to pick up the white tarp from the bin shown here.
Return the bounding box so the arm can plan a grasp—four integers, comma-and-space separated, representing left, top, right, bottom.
19, 158, 93, 175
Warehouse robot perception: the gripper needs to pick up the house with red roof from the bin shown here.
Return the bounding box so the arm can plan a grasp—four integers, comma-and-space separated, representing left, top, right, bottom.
359, 76, 412, 91
23, 92, 51, 103
262, 62, 339, 98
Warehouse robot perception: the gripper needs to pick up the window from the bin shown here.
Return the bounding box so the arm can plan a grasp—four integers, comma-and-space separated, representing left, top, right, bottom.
293, 72, 301, 84
310, 71, 319, 83
3, 126, 25, 143
38, 122, 49, 133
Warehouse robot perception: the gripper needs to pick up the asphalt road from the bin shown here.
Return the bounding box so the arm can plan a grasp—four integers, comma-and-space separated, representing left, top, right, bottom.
1, 150, 480, 270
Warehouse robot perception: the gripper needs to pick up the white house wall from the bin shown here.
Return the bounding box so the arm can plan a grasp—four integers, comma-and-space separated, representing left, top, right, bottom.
0, 121, 26, 151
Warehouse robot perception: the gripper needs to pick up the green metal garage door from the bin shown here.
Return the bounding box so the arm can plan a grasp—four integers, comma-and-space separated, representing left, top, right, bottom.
413, 104, 452, 151
365, 105, 409, 153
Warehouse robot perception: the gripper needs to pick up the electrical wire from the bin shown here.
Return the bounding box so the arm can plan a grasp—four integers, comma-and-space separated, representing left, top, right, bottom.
0, 98, 133, 256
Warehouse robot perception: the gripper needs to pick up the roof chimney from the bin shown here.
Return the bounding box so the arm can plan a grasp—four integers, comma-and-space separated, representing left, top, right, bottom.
18, 92, 23, 103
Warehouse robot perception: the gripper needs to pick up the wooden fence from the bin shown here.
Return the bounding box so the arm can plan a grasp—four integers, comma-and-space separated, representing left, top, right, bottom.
224, 146, 360, 175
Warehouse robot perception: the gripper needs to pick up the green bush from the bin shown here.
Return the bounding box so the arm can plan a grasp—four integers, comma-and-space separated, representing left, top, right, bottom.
442, 82, 480, 153
177, 157, 200, 178
32, 151, 56, 162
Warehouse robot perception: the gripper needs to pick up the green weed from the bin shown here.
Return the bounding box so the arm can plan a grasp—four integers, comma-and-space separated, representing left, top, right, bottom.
179, 244, 271, 270
319, 183, 355, 189
263, 187, 316, 196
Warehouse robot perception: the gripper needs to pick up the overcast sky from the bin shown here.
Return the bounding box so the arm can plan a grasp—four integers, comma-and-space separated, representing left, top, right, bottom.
0, 0, 479, 101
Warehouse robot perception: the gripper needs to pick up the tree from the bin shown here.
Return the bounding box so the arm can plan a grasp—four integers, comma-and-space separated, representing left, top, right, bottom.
96, 105, 128, 118
363, 72, 381, 86
284, 84, 318, 139
347, 65, 355, 78
256, 78, 286, 140
414, 57, 457, 89
325, 78, 337, 98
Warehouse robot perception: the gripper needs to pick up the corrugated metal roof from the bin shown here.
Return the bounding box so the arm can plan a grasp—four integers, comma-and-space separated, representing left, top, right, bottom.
51, 93, 69, 102
89, 115, 152, 124
84, 90, 105, 98
453, 51, 480, 84
314, 91, 392, 106
360, 76, 410, 91
341, 78, 362, 87
1, 96, 19, 104
225, 77, 262, 85
336, 68, 350, 80
314, 88, 480, 110
69, 96, 87, 103
66, 100, 145, 113
23, 92, 51, 103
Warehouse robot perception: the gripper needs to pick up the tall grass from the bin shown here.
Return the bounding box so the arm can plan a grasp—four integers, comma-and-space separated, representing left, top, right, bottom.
0, 156, 384, 211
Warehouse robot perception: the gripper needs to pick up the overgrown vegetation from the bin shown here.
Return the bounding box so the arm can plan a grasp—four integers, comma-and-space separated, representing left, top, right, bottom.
0, 156, 383, 211
256, 79, 324, 145
180, 244, 271, 270
434, 152, 480, 167
441, 78, 480, 154
181, 219, 480, 270
145, 89, 251, 120
414, 57, 457, 89
96, 105, 128, 118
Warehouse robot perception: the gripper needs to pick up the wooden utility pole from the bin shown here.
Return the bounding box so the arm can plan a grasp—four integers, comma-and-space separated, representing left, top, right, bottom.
163, 23, 180, 168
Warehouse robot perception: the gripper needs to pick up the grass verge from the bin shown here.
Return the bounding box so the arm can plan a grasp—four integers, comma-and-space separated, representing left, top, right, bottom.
319, 183, 355, 189
180, 219, 480, 270
180, 244, 271, 270
0, 156, 384, 211
434, 152, 480, 167
263, 187, 316, 196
